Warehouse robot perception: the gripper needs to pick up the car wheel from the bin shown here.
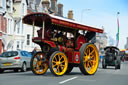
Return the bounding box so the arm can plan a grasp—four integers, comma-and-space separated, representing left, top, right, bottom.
14, 69, 19, 72
21, 63, 27, 72
102, 57, 107, 69
79, 43, 99, 75
0, 69, 4, 73
115, 64, 120, 69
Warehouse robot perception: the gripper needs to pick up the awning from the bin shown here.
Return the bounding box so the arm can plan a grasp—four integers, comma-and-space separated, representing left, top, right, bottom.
23, 13, 103, 33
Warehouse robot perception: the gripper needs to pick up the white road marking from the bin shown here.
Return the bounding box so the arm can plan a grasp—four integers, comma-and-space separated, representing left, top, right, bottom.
59, 76, 78, 84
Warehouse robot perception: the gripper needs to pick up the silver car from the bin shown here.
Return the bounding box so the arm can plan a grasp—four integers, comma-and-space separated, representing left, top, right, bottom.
0, 50, 32, 73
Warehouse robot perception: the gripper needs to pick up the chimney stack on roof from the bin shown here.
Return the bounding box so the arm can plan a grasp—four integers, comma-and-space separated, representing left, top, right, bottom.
57, 3, 63, 17
68, 10, 73, 20
42, 0, 50, 9
51, 0, 57, 14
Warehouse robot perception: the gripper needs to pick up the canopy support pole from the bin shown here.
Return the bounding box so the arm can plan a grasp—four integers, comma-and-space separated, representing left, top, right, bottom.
42, 21, 45, 39
32, 21, 35, 38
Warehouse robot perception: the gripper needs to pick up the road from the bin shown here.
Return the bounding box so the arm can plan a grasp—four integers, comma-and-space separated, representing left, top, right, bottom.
0, 61, 128, 85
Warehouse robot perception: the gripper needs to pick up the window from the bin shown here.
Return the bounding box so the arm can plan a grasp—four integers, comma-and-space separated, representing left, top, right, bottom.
17, 41, 20, 50
22, 3, 25, 15
17, 22, 20, 34
27, 34, 30, 45
7, 0, 11, 12
3, 17, 6, 32
0, 0, 3, 7
21, 41, 24, 49
22, 23, 24, 34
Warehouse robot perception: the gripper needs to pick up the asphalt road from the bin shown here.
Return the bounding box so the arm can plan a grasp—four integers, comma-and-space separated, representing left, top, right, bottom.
0, 61, 128, 85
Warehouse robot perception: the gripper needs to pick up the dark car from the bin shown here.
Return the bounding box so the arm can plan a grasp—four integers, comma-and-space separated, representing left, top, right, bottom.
102, 46, 121, 69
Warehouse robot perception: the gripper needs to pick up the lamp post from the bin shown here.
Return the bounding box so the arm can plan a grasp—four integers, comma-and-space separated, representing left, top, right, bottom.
81, 9, 91, 22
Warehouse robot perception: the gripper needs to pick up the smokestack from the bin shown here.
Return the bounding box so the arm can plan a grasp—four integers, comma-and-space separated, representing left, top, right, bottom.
68, 10, 73, 20
51, 0, 57, 14
57, 3, 63, 17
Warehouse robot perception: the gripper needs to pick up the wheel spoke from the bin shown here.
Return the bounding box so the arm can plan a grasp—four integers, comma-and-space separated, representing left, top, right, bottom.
54, 56, 57, 62
52, 61, 56, 63
61, 60, 65, 64
84, 51, 88, 56
87, 61, 91, 68
60, 64, 65, 67
52, 64, 57, 68
59, 55, 63, 62
56, 65, 60, 73
88, 48, 91, 56
90, 50, 95, 56
83, 56, 88, 62
37, 65, 40, 71
60, 65, 63, 71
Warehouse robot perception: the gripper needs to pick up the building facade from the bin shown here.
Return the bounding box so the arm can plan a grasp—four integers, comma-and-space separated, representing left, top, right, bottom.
95, 32, 107, 55
125, 37, 128, 49
0, 0, 7, 54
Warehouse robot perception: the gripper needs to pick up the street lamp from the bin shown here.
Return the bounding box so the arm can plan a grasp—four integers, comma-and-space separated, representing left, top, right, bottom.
81, 9, 91, 22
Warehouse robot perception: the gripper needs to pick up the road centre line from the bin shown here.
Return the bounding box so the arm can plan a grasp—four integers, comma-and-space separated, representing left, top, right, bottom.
59, 76, 78, 84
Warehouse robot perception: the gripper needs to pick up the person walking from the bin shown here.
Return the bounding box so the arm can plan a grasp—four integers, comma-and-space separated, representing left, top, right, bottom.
32, 47, 37, 55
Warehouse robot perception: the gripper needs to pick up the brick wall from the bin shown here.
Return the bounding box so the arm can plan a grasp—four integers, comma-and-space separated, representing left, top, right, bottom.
0, 40, 2, 54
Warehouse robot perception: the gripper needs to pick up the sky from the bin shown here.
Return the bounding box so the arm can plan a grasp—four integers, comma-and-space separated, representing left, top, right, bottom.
58, 0, 128, 49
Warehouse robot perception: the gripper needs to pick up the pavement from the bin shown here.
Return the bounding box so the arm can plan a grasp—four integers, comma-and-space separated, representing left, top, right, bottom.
0, 61, 128, 85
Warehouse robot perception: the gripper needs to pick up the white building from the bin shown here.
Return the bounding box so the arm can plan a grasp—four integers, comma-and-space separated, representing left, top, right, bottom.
95, 32, 107, 55
5, 0, 28, 51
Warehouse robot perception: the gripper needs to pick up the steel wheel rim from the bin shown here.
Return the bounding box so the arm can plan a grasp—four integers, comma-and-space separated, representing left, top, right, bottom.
23, 64, 27, 71
52, 53, 68, 75
83, 44, 99, 74
33, 53, 48, 74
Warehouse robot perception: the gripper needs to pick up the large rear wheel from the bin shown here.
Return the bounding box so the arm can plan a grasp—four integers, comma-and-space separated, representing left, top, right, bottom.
79, 43, 99, 75
30, 52, 48, 75
49, 51, 68, 76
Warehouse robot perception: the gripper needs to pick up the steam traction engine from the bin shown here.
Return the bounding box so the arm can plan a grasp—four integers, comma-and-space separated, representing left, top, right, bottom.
23, 13, 103, 76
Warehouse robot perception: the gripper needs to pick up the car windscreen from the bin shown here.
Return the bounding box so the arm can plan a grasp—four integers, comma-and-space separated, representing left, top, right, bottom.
0, 51, 18, 57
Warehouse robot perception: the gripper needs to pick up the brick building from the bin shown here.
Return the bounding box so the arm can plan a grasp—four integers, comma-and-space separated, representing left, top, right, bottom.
0, 0, 7, 54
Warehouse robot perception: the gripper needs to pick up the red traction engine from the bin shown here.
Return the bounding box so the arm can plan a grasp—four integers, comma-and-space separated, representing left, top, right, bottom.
23, 13, 103, 76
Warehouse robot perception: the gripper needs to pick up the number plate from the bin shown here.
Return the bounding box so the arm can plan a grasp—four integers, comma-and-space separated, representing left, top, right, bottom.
4, 63, 12, 66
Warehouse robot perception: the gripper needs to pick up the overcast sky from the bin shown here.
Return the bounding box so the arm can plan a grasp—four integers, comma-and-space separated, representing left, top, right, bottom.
58, 0, 128, 49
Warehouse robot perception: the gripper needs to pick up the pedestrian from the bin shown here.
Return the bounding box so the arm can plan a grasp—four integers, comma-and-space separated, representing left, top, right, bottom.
32, 47, 37, 55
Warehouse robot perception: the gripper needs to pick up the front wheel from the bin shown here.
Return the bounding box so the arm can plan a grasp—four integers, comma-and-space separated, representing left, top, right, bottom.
30, 52, 48, 75
49, 51, 68, 76
0, 69, 4, 73
102, 57, 107, 69
79, 43, 99, 75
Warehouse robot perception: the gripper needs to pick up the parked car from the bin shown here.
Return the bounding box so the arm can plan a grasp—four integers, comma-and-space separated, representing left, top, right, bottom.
0, 50, 32, 73
102, 46, 121, 69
